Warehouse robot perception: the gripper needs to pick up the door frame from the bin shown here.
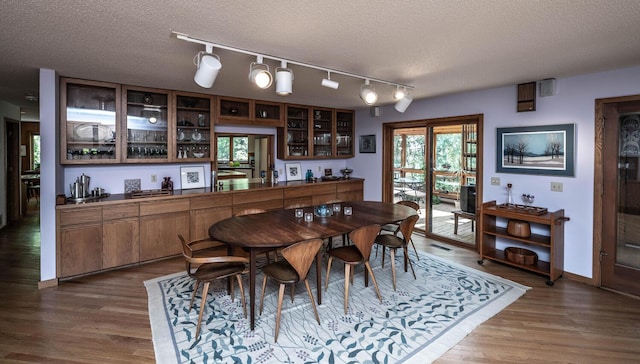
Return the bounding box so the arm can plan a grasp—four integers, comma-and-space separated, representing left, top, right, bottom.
593, 94, 640, 291
382, 114, 483, 250
5, 118, 21, 222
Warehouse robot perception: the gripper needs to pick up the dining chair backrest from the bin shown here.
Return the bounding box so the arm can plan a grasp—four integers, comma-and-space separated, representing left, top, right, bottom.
397, 200, 420, 212
349, 224, 382, 260
398, 214, 419, 242
235, 208, 267, 216
281, 238, 324, 281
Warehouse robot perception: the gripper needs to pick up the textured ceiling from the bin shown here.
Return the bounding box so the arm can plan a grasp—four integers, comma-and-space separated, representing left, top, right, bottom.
1, 0, 640, 121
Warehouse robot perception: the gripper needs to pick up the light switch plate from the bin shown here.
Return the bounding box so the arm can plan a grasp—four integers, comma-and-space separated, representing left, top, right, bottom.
491, 177, 501, 186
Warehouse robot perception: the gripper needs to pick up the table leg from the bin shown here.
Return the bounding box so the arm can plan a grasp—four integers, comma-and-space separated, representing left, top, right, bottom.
316, 251, 322, 305
454, 213, 459, 234
249, 249, 257, 330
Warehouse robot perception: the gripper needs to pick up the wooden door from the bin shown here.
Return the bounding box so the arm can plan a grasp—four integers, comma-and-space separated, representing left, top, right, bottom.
600, 99, 640, 295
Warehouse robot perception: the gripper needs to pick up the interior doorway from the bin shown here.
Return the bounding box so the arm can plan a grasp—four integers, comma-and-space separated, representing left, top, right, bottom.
382, 114, 483, 249
595, 96, 640, 296
5, 118, 21, 222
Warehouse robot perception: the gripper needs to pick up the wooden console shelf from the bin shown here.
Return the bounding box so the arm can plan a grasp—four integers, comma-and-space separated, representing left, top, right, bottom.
478, 200, 569, 285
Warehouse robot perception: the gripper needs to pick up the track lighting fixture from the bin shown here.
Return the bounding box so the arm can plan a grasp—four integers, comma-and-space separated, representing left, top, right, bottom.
394, 93, 413, 113
360, 80, 378, 105
393, 86, 407, 100
321, 71, 339, 89
275, 61, 293, 95
173, 31, 414, 104
249, 55, 273, 89
193, 44, 222, 88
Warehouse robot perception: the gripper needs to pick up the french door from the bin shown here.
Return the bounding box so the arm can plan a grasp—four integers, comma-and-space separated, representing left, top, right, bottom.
382, 115, 483, 249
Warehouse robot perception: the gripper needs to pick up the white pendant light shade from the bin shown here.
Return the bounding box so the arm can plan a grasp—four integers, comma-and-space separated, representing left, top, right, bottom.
193, 53, 222, 88
360, 80, 378, 105
275, 61, 293, 95
394, 95, 413, 113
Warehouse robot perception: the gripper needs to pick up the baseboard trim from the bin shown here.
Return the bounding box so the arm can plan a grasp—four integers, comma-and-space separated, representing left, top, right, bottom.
38, 278, 59, 289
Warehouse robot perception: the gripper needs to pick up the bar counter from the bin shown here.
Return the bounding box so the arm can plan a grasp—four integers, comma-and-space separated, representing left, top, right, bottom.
55, 177, 364, 279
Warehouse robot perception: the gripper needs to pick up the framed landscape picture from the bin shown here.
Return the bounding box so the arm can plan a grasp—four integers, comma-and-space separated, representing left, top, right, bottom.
496, 123, 575, 176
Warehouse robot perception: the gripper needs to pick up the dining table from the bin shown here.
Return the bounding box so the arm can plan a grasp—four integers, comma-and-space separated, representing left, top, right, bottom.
208, 200, 418, 330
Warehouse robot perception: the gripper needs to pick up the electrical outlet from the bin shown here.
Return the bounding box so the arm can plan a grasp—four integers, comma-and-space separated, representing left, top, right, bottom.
151, 174, 157, 183
317, 165, 322, 172
550, 182, 563, 192
490, 177, 500, 186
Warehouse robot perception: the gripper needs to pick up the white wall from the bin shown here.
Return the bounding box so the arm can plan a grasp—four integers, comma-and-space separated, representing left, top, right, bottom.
350, 64, 640, 279
0, 99, 21, 229
39, 69, 61, 282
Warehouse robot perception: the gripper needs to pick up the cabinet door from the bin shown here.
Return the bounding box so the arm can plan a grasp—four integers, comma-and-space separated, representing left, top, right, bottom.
337, 180, 364, 201
139, 212, 189, 261
311, 107, 333, 158
278, 105, 311, 159
190, 206, 233, 241
103, 217, 139, 268
174, 93, 213, 161
335, 110, 354, 158
254, 100, 284, 127
122, 86, 172, 163
60, 78, 121, 164
59, 223, 103, 277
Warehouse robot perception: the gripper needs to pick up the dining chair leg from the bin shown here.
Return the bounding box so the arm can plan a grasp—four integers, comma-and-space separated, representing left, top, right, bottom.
259, 275, 268, 315
304, 279, 320, 324
364, 261, 382, 302
195, 281, 210, 339
381, 246, 387, 268
275, 283, 286, 343
290, 284, 295, 303
325, 256, 334, 291
189, 280, 201, 312
390, 248, 397, 291
235, 274, 247, 317
405, 246, 417, 279
343, 264, 351, 314
410, 238, 420, 261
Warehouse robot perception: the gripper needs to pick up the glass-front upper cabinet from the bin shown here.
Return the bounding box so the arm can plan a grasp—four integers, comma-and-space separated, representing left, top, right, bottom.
60, 78, 121, 164
278, 105, 310, 159
335, 110, 354, 158
174, 92, 213, 161
312, 107, 333, 158
122, 86, 171, 163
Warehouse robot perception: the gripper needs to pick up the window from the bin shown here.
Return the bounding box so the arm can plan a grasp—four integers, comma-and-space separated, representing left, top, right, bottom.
31, 134, 40, 170
217, 136, 249, 163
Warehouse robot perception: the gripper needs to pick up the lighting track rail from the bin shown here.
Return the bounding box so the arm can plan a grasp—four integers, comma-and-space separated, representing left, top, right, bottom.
172, 30, 415, 111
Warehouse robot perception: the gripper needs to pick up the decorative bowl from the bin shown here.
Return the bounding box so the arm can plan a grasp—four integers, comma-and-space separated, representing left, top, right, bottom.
193, 152, 205, 158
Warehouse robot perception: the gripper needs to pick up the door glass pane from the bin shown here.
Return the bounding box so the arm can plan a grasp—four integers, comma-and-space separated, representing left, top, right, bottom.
617, 113, 640, 269
429, 124, 476, 246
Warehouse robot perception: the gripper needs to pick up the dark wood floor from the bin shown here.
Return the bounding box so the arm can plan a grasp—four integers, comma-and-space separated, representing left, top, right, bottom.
1, 204, 639, 363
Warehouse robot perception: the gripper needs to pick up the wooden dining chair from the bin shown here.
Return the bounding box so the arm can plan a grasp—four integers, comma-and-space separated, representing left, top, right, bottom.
379, 200, 420, 260
374, 214, 419, 291
235, 208, 278, 263
325, 224, 382, 314
178, 234, 249, 339
259, 238, 324, 342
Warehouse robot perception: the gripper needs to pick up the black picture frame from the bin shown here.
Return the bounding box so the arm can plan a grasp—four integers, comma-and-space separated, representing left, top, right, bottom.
496, 123, 575, 176
359, 135, 376, 153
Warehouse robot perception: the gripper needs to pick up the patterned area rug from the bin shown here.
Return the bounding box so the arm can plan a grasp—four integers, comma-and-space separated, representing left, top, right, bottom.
145, 251, 528, 364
